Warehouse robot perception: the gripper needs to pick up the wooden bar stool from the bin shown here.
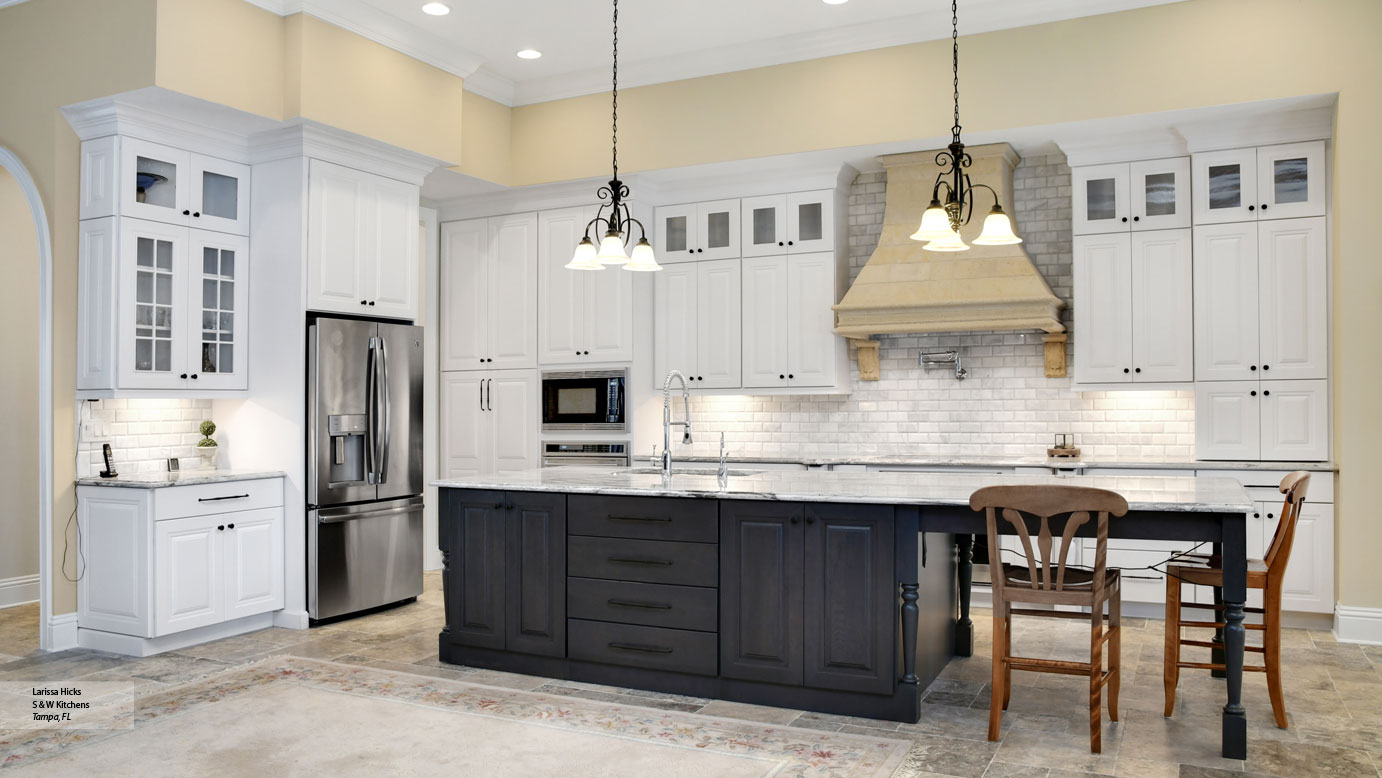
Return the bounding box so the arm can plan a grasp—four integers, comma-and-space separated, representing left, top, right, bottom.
1163, 471, 1310, 729
970, 485, 1129, 753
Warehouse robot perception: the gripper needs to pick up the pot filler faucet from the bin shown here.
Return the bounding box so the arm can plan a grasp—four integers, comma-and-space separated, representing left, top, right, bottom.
662, 370, 693, 478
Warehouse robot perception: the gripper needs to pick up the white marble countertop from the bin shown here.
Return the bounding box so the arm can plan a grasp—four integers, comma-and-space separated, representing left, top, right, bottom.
668, 452, 1335, 472
76, 469, 286, 489
433, 467, 1254, 513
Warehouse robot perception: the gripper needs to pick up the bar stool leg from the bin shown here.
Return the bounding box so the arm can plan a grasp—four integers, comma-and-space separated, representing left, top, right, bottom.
1109, 593, 1121, 722
1265, 585, 1288, 728
1003, 601, 1013, 710
989, 613, 1006, 741
1164, 573, 1181, 717
1089, 606, 1104, 754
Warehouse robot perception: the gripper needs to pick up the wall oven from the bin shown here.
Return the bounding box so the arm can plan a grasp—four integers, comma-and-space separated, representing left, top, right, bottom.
541, 368, 627, 432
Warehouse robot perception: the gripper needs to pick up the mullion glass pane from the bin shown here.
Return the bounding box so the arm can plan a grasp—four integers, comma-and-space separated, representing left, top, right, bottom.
797, 202, 823, 241
752, 208, 776, 245
1273, 157, 1309, 204
201, 171, 238, 220
706, 211, 729, 249
1143, 173, 1176, 216
665, 216, 687, 252
1086, 179, 1115, 220
1208, 164, 1242, 210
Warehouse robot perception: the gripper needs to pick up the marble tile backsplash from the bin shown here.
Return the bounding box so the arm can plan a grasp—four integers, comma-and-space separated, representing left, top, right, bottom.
679, 153, 1196, 461
77, 399, 215, 477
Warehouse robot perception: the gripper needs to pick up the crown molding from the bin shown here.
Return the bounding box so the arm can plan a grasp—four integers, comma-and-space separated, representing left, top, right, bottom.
461, 69, 518, 107
60, 89, 275, 164
1179, 105, 1334, 153
1059, 128, 1189, 168
250, 119, 449, 185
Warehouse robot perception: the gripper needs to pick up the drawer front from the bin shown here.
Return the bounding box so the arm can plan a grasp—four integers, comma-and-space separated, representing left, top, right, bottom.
568, 577, 717, 632
568, 619, 717, 676
155, 478, 284, 519
568, 495, 717, 543
568, 536, 718, 587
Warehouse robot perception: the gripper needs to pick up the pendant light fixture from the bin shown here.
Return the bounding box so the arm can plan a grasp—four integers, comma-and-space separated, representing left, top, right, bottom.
567, 0, 660, 272
911, 0, 1022, 251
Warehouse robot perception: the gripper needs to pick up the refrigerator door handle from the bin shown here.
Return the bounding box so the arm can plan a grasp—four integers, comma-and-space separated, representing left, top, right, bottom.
378, 336, 391, 484
364, 337, 378, 485
317, 502, 419, 524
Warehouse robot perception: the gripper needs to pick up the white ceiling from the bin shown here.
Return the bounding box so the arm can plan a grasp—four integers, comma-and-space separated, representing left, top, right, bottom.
245, 0, 1186, 105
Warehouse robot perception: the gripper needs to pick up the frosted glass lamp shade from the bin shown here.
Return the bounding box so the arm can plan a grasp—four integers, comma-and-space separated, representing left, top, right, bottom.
623, 238, 662, 271
973, 206, 1023, 245
910, 200, 953, 242
922, 227, 969, 252
565, 237, 603, 270
595, 230, 629, 265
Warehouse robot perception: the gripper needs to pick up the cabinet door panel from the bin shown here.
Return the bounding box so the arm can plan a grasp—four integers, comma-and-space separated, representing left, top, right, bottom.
120, 137, 190, 226
489, 372, 538, 473
440, 219, 489, 370
1258, 218, 1327, 380
118, 218, 189, 390
803, 504, 894, 695
720, 502, 804, 685
1194, 381, 1260, 460
538, 207, 590, 364
1073, 233, 1133, 383
187, 231, 249, 390
504, 493, 566, 657
696, 259, 742, 388
1193, 149, 1258, 225
307, 160, 367, 313
366, 176, 421, 320
740, 195, 787, 258
1072, 163, 1130, 235
787, 190, 834, 254
1193, 223, 1259, 381
1260, 380, 1329, 461
222, 508, 284, 620
697, 199, 740, 260
441, 490, 506, 650
1130, 158, 1190, 231
788, 252, 838, 387
654, 203, 696, 262
1265, 502, 1333, 613
1256, 141, 1326, 220
154, 516, 221, 636
440, 373, 489, 477
1131, 229, 1193, 382
740, 255, 789, 388
585, 249, 634, 361
189, 154, 251, 236
488, 213, 538, 369
654, 263, 698, 388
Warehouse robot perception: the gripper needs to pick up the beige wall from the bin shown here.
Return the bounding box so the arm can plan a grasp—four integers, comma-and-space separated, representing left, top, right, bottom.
0, 167, 40, 587
457, 89, 513, 185
155, 0, 285, 120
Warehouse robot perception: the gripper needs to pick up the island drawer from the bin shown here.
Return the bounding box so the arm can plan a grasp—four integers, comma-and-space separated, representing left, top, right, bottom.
568, 495, 717, 543
568, 536, 718, 587
568, 578, 718, 632
568, 619, 717, 676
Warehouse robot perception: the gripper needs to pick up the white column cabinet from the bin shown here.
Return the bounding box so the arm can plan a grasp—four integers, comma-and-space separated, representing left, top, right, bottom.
785, 252, 838, 387
488, 373, 540, 473
1258, 218, 1328, 380
439, 373, 487, 478
1192, 141, 1325, 225
440, 215, 538, 371
1193, 222, 1260, 381
1073, 233, 1133, 382
537, 206, 633, 364
695, 259, 743, 388
740, 256, 789, 386
439, 370, 538, 478
653, 263, 700, 384
440, 219, 490, 370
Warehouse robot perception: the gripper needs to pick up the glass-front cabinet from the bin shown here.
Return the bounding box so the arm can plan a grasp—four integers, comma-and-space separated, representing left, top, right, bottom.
1192, 141, 1325, 225
81, 136, 251, 236
1072, 158, 1189, 235
654, 199, 740, 262
740, 190, 835, 257
188, 232, 249, 390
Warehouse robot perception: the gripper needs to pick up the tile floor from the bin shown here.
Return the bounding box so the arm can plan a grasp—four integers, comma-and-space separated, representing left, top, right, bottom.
1, 575, 1378, 777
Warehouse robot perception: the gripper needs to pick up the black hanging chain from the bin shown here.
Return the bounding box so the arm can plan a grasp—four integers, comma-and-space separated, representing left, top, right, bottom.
611, 0, 619, 181
950, 0, 961, 145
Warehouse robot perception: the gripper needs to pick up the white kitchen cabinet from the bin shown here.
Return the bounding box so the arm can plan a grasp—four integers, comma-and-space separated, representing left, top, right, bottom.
1192, 141, 1325, 225
307, 159, 420, 320
80, 136, 251, 236
653, 262, 700, 383
78, 216, 250, 394
740, 255, 789, 386
740, 190, 835, 256
440, 370, 538, 478
1073, 158, 1190, 235
741, 253, 842, 389
1258, 218, 1328, 380
1193, 222, 1260, 381
440, 214, 538, 370
1073, 229, 1192, 384
537, 206, 633, 364
77, 478, 285, 654
655, 199, 740, 262
1195, 381, 1262, 460
1264, 501, 1333, 613
653, 259, 742, 389
1259, 379, 1329, 461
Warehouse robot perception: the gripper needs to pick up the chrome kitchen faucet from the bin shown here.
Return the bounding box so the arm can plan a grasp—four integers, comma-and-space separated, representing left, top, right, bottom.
661, 370, 693, 479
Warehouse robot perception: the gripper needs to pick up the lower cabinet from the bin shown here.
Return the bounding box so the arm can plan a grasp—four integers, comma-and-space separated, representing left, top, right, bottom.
439, 370, 538, 478
720, 501, 895, 695
440, 489, 565, 657
154, 507, 284, 635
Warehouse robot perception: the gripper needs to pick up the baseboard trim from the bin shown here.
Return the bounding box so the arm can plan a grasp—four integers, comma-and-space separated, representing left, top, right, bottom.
48, 612, 79, 652
0, 574, 40, 609
1334, 605, 1382, 645
273, 609, 310, 630
77, 612, 275, 657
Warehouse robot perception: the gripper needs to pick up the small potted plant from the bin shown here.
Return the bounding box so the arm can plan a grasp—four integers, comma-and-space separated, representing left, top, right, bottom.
197, 420, 218, 470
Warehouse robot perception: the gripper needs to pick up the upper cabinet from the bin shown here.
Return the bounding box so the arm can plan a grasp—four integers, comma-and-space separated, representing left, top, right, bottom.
307, 159, 420, 321
81, 136, 251, 236
653, 259, 743, 389
1192, 141, 1326, 225
537, 206, 634, 364
740, 190, 835, 257
655, 199, 740, 262
440, 214, 539, 371
741, 253, 841, 388
1072, 158, 1190, 235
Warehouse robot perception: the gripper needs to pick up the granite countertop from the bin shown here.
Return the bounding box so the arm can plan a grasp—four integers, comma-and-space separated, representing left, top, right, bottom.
76, 469, 287, 489
432, 467, 1255, 513
671, 453, 1337, 472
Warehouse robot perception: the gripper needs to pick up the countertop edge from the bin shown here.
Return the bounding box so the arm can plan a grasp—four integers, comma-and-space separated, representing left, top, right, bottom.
670, 455, 1337, 472
76, 470, 287, 489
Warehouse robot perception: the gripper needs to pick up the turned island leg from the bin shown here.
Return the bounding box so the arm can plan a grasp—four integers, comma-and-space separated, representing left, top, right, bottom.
955, 534, 974, 657
901, 582, 920, 684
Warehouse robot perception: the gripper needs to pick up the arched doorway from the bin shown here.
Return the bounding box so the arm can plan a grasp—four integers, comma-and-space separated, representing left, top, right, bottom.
0, 148, 55, 651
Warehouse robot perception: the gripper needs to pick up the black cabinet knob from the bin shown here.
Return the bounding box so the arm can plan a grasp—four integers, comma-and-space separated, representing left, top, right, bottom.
1251, 390, 1257, 396
217, 525, 225, 531
362, 300, 368, 305
505, 503, 514, 510
368, 301, 376, 306
1248, 205, 1256, 211
576, 351, 580, 355
1261, 204, 1269, 211
1123, 368, 1130, 374
1133, 216, 1140, 222
180, 373, 188, 379
788, 374, 794, 379
805, 515, 814, 525
1250, 365, 1257, 371
778, 241, 784, 246
493, 503, 502, 509
1262, 364, 1270, 371
192, 212, 200, 218
227, 523, 234, 529
697, 248, 703, 253
1121, 217, 1128, 223
1268, 513, 1275, 519
190, 374, 198, 380
1263, 390, 1271, 396
1254, 513, 1260, 518
183, 210, 191, 216
779, 374, 785, 379
790, 516, 800, 524
583, 350, 589, 355
1134, 368, 1141, 373
787, 241, 794, 246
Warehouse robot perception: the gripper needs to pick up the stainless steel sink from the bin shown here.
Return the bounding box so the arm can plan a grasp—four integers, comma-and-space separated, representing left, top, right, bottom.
616, 467, 763, 478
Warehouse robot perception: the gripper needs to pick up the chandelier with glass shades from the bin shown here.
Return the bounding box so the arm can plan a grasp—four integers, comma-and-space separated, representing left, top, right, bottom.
566, 0, 659, 272
910, 0, 1022, 252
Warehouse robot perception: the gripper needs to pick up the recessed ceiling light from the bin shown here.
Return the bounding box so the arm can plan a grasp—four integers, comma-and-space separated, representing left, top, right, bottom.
822, 0, 849, 4
516, 49, 543, 60
421, 2, 450, 16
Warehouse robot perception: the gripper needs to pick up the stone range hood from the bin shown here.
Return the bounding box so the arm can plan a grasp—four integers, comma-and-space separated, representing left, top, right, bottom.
832, 144, 1067, 379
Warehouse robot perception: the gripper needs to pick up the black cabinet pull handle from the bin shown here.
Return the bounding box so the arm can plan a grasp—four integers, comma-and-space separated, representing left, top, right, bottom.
1248, 205, 1256, 211
180, 373, 189, 379
1250, 390, 1257, 396
608, 515, 672, 523
584, 350, 589, 355
697, 376, 703, 381
607, 599, 673, 610
1267, 513, 1275, 519
788, 374, 794, 379
697, 248, 703, 253
1262, 364, 1270, 371
1120, 216, 1128, 223
607, 556, 673, 566
1134, 368, 1141, 373
608, 641, 673, 654
1254, 513, 1260, 518
780, 374, 785, 379
1261, 204, 1268, 211
778, 241, 784, 246
1133, 216, 1140, 222
1250, 365, 1257, 371
576, 351, 580, 355
787, 240, 794, 246
199, 494, 248, 502
368, 301, 376, 306
1263, 390, 1270, 397
1123, 368, 1130, 374
361, 300, 368, 305
190, 374, 198, 379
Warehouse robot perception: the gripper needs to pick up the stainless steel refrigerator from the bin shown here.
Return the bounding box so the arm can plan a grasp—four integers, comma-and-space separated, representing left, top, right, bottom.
307, 316, 424, 622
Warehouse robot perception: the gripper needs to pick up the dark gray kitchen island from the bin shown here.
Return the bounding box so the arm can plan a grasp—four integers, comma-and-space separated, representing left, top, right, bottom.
432, 468, 1256, 758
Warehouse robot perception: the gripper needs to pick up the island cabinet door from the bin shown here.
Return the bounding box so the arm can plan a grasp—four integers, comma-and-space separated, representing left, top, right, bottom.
504, 492, 566, 657
803, 505, 895, 696
720, 502, 805, 686
441, 490, 507, 650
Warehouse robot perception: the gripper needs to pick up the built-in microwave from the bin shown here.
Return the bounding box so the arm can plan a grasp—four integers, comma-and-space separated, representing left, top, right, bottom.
541, 369, 627, 432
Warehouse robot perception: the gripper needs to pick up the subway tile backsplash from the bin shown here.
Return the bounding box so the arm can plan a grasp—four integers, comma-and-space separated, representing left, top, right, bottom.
77, 398, 214, 477
679, 154, 1195, 461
